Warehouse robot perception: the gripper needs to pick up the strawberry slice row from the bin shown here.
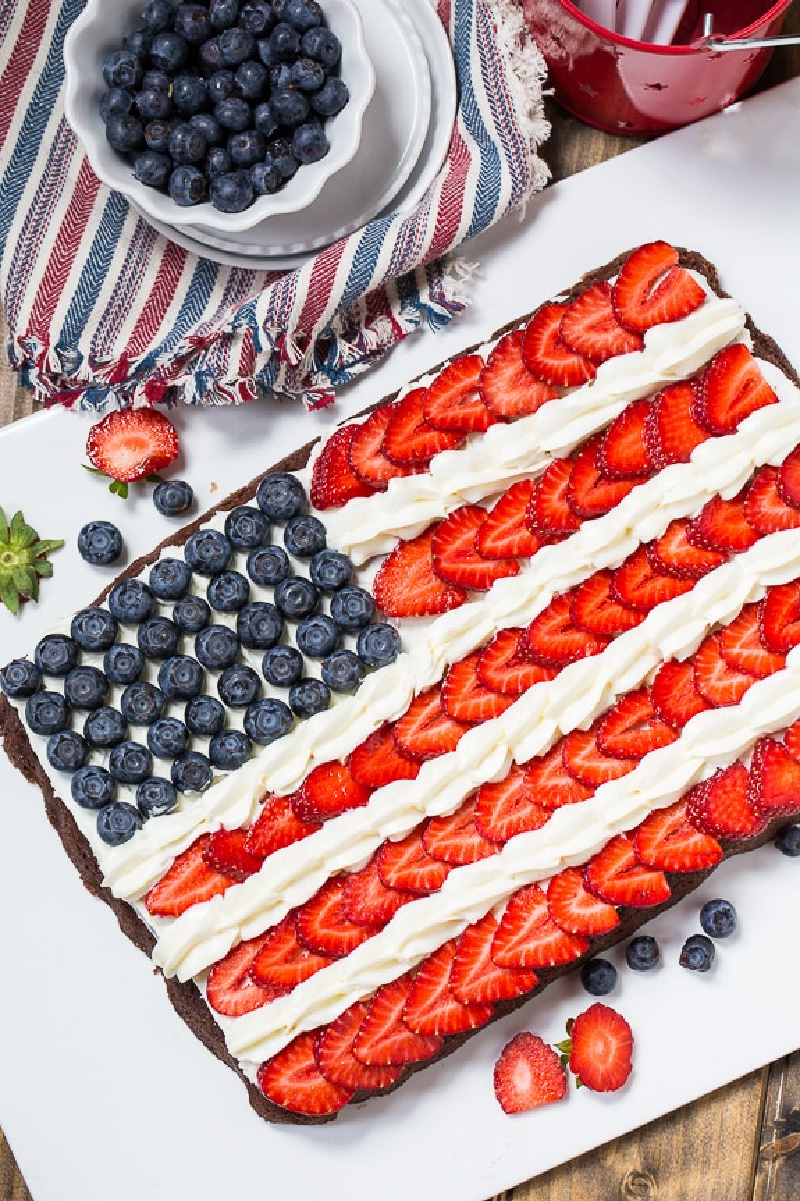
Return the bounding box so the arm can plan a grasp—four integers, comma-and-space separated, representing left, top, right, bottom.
310, 243, 709, 510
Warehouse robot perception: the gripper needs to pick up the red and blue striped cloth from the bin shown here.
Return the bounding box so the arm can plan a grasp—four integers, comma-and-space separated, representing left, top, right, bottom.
0, 0, 549, 411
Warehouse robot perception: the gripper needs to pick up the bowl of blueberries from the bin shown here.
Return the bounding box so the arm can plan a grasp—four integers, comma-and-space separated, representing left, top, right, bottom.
63, 0, 375, 229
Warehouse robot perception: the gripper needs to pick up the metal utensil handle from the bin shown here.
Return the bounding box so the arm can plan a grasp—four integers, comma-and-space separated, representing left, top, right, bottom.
705, 33, 800, 51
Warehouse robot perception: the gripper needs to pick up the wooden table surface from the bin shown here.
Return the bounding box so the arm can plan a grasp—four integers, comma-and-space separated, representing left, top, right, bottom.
3, 7, 800, 1198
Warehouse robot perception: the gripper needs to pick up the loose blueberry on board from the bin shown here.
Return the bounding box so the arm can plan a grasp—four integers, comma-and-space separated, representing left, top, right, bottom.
580, 957, 618, 997
104, 643, 146, 686
153, 479, 194, 516
247, 544, 291, 587
46, 730, 89, 774
185, 694, 226, 736
25, 691, 70, 736
296, 613, 338, 658
262, 644, 304, 687
284, 513, 326, 558
243, 696, 294, 743
256, 472, 305, 522
83, 707, 127, 749
288, 676, 330, 717
120, 681, 167, 725
625, 935, 660, 972
195, 624, 240, 670
108, 579, 156, 624
70, 607, 119, 652
147, 716, 190, 759
136, 776, 179, 818
330, 586, 373, 631
171, 750, 214, 793
149, 557, 193, 601
309, 548, 352, 592
34, 634, 79, 677
173, 595, 212, 634
357, 623, 401, 668
138, 616, 182, 659
224, 505, 269, 549
158, 655, 205, 701
699, 899, 737, 939
321, 648, 363, 692
776, 824, 800, 857
0, 658, 41, 698
209, 728, 252, 770
237, 602, 284, 650
108, 741, 154, 785
71, 764, 115, 810
218, 663, 262, 707
274, 576, 318, 621
64, 666, 109, 711
185, 529, 232, 576
97, 801, 144, 846
679, 933, 715, 972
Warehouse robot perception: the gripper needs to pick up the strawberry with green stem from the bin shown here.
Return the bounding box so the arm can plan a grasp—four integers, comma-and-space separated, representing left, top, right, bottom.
0, 507, 64, 614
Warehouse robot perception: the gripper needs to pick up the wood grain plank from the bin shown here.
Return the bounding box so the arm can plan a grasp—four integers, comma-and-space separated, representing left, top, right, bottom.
0, 1130, 32, 1201
755, 1051, 800, 1201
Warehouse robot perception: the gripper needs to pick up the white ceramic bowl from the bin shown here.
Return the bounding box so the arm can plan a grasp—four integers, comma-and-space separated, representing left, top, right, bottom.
63, 0, 375, 232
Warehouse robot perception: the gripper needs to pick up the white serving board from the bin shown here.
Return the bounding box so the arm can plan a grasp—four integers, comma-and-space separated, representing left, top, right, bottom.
3, 77, 800, 1201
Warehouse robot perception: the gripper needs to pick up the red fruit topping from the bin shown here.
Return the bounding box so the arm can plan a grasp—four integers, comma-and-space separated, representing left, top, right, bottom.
477, 480, 542, 560
522, 593, 610, 667
528, 458, 581, 536
525, 742, 593, 809
494, 1032, 568, 1114
393, 686, 471, 761
596, 688, 678, 758
348, 724, 421, 789
477, 628, 558, 696
570, 570, 645, 637
244, 794, 321, 857
431, 505, 519, 590
612, 240, 704, 333
778, 445, 800, 508
632, 798, 723, 872
314, 1000, 403, 1091
257, 1032, 354, 1116
693, 633, 757, 707
718, 602, 786, 678
310, 424, 374, 509
686, 491, 759, 553
450, 913, 539, 1005
292, 762, 372, 824
566, 437, 638, 519
521, 302, 596, 386
403, 941, 494, 1036
421, 798, 499, 866
206, 934, 285, 1017
341, 859, 414, 927
382, 386, 465, 464
760, 581, 800, 653
479, 330, 559, 419
473, 765, 552, 842
145, 834, 232, 917
562, 729, 638, 787
202, 826, 264, 882
597, 399, 654, 479
560, 280, 644, 364
644, 380, 708, 467
583, 833, 671, 907
423, 355, 495, 433
376, 830, 451, 894
693, 343, 778, 435
352, 975, 443, 1066
686, 762, 767, 840
647, 518, 728, 580
249, 914, 332, 988
748, 737, 800, 818
547, 867, 620, 937
295, 878, 380, 958
568, 1003, 633, 1092
611, 545, 695, 611
86, 407, 179, 483
441, 652, 516, 723
650, 659, 711, 728
492, 883, 589, 969
744, 466, 800, 534
785, 718, 800, 763
349, 405, 422, 491
373, 528, 467, 618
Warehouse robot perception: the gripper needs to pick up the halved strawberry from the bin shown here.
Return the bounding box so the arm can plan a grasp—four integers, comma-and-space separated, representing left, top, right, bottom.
348, 724, 421, 789
685, 490, 760, 553
144, 835, 233, 917
249, 914, 333, 988
527, 458, 581, 536
560, 280, 644, 363
632, 798, 723, 872
597, 399, 654, 479
566, 436, 638, 519
525, 742, 593, 809
567, 1003, 633, 1092
562, 729, 638, 787
583, 833, 671, 907
244, 794, 321, 858
596, 689, 678, 758
644, 380, 708, 468
257, 1032, 354, 1116
692, 343, 778, 435
744, 466, 800, 534
686, 762, 767, 840
647, 519, 728, 580
693, 633, 757, 707
748, 737, 800, 818
477, 628, 558, 696
718, 602, 786, 678
478, 330, 559, 419
521, 302, 596, 386
206, 933, 285, 1017
650, 659, 711, 728
86, 407, 179, 483
376, 830, 451, 894
785, 718, 800, 763
403, 941, 494, 1037
393, 686, 471, 761
547, 866, 620, 936
423, 355, 495, 433
382, 386, 465, 464
492, 882, 589, 968
314, 1001, 403, 1091
422, 798, 499, 866
777, 445, 800, 508
473, 766, 552, 842
570, 570, 645, 636
202, 827, 264, 882
373, 528, 467, 618
441, 652, 516, 722
493, 1032, 568, 1114
352, 975, 443, 1066
292, 762, 372, 824
341, 859, 414, 927
295, 878, 381, 957
760, 581, 800, 653
431, 505, 519, 590
477, 480, 542, 559
449, 913, 539, 1005
310, 424, 374, 509
611, 545, 695, 611
349, 405, 422, 490
521, 593, 610, 667
612, 241, 705, 333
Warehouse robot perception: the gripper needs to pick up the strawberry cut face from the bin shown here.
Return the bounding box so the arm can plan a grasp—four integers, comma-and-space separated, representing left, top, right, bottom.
560, 280, 644, 364
612, 240, 705, 333
423, 355, 495, 434
479, 330, 558, 419
86, 408, 179, 483
521, 302, 596, 387
257, 1032, 354, 1116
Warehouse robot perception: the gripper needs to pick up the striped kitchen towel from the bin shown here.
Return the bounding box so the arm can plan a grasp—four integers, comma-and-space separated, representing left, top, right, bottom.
0, 0, 550, 411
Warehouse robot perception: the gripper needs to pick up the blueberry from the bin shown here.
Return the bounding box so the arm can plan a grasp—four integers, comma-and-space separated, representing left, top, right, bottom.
292, 121, 328, 163
147, 716, 190, 759
120, 681, 166, 725
218, 663, 262, 707
357, 623, 401, 668
150, 30, 190, 72
135, 87, 173, 121
71, 764, 115, 810
138, 616, 181, 660
127, 27, 153, 57
209, 0, 240, 29
220, 26, 256, 64
142, 0, 175, 33
142, 69, 172, 92
269, 62, 293, 92
169, 164, 207, 205
149, 557, 193, 600
70, 607, 118, 653
288, 676, 330, 717
234, 59, 268, 99
267, 135, 297, 179
173, 595, 211, 633
210, 170, 254, 212
64, 666, 109, 710
158, 655, 205, 700
199, 36, 227, 73
776, 823, 800, 856
207, 146, 233, 178
331, 587, 374, 631
699, 898, 737, 939
174, 3, 211, 42
310, 78, 348, 119
256, 472, 305, 521
185, 694, 226, 736
190, 112, 223, 146
100, 88, 134, 123
250, 159, 281, 194
283, 515, 325, 559
107, 112, 144, 153
251, 102, 279, 141
35, 634, 79, 677
270, 21, 301, 59
321, 649, 364, 693
285, 0, 323, 31
225, 505, 269, 549
83, 707, 127, 749
262, 644, 303, 687
301, 25, 340, 67
625, 935, 660, 971
208, 69, 236, 104
185, 529, 232, 576
270, 88, 309, 127
104, 643, 146, 685
240, 2, 275, 34
137, 776, 179, 818
173, 75, 208, 115
208, 570, 251, 612
108, 579, 156, 624
209, 728, 252, 769
256, 37, 275, 67
579, 957, 617, 996
228, 129, 267, 166
0, 658, 41, 698
244, 696, 293, 743
78, 520, 123, 566
145, 117, 177, 153
171, 751, 213, 793
102, 49, 143, 90
97, 801, 143, 845
296, 613, 338, 658
169, 121, 208, 164
109, 740, 154, 785
290, 56, 324, 92
133, 149, 172, 189
195, 625, 240, 670
679, 933, 715, 972
274, 576, 318, 620
237, 602, 283, 649
247, 544, 291, 587
47, 730, 89, 773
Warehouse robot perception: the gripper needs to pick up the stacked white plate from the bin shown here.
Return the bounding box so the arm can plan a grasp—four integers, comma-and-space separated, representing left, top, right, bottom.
132, 0, 457, 270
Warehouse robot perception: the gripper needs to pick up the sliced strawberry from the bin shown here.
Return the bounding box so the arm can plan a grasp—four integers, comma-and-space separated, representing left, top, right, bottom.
382, 386, 465, 465
477, 628, 558, 696
719, 602, 786, 678
686, 491, 760, 553
525, 742, 593, 809
748, 737, 800, 818
431, 505, 519, 590
349, 405, 422, 491
644, 380, 708, 468
597, 399, 654, 479
597, 689, 678, 758
493, 1032, 568, 1114
206, 933, 285, 1017
295, 878, 381, 958
473, 765, 552, 842
376, 830, 451, 894
583, 833, 671, 907
612, 240, 705, 333
566, 436, 638, 519
348, 724, 421, 789
744, 466, 800, 534
422, 798, 499, 866
632, 798, 723, 872
778, 445, 800, 508
249, 914, 332, 988
650, 659, 711, 728
477, 480, 542, 560
560, 280, 644, 364
423, 355, 495, 433
686, 762, 767, 840
492, 883, 589, 968
568, 1003, 633, 1092
693, 342, 778, 435
478, 330, 559, 419
570, 570, 645, 637
785, 718, 800, 763
441, 651, 515, 722
693, 633, 757, 707
292, 762, 372, 825
393, 686, 471, 761
449, 912, 539, 1005
202, 827, 264, 882
528, 458, 581, 536
144, 835, 232, 917
244, 794, 322, 858
310, 424, 374, 509
562, 729, 638, 787
521, 593, 610, 667
547, 866, 620, 937
647, 519, 728, 580
314, 1001, 403, 1091
352, 975, 443, 1066
521, 302, 596, 386
611, 545, 695, 612
403, 941, 494, 1037
760, 581, 800, 653
341, 859, 414, 927
373, 528, 467, 618
86, 408, 179, 483
257, 1032, 354, 1116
